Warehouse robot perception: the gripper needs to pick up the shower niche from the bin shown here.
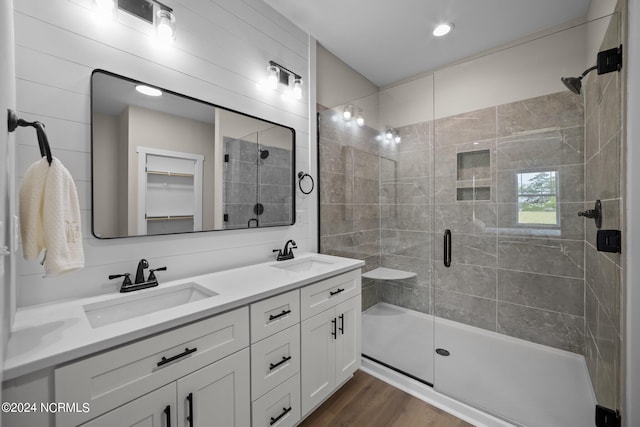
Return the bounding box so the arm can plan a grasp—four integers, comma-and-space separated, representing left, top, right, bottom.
456, 149, 491, 201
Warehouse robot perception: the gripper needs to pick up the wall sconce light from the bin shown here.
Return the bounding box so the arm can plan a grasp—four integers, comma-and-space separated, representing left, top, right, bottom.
99, 0, 177, 42
384, 128, 401, 144
266, 60, 303, 100
343, 105, 353, 121
155, 8, 176, 43
356, 110, 365, 127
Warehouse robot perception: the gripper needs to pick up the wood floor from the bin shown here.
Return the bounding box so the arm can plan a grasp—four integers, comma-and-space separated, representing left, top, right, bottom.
299, 371, 473, 427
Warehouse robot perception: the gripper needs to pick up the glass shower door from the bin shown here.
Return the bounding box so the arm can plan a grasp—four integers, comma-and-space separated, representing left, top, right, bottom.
431, 14, 620, 427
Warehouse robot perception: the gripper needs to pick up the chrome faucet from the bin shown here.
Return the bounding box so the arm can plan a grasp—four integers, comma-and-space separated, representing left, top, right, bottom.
273, 240, 297, 261
109, 259, 167, 293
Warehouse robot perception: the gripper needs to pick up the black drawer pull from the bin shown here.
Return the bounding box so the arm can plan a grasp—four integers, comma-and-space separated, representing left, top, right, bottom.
164, 405, 171, 427
339, 313, 344, 334
269, 309, 292, 321
331, 318, 337, 339
329, 288, 344, 296
270, 407, 292, 425
157, 347, 197, 367
269, 355, 292, 371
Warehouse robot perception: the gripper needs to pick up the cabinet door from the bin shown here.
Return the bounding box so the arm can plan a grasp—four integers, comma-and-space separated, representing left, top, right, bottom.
81, 383, 176, 427
301, 308, 336, 416
335, 296, 362, 385
176, 348, 250, 427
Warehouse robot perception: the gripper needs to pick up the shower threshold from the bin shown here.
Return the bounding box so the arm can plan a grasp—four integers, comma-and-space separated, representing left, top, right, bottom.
361, 302, 595, 427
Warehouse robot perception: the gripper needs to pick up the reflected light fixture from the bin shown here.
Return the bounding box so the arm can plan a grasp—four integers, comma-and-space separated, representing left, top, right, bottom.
343, 105, 353, 121
384, 128, 401, 144
136, 85, 163, 96
266, 61, 304, 100
433, 23, 454, 37
356, 111, 365, 127
385, 129, 394, 140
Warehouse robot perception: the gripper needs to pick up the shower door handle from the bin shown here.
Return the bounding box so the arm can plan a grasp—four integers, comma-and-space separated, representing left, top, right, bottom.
444, 229, 452, 268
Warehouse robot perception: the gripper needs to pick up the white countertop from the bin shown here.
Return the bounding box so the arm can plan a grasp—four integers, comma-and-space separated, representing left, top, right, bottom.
4, 253, 364, 380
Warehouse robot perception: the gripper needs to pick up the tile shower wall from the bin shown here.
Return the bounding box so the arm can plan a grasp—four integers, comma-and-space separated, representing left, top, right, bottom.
583, 12, 623, 410
433, 91, 586, 353
318, 107, 381, 310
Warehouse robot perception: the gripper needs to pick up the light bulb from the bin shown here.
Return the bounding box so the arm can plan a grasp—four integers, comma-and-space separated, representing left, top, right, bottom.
343, 105, 353, 121
356, 112, 365, 127
433, 23, 454, 37
267, 65, 279, 90
156, 10, 176, 43
292, 78, 303, 100
394, 134, 402, 144
136, 85, 162, 97
385, 129, 393, 140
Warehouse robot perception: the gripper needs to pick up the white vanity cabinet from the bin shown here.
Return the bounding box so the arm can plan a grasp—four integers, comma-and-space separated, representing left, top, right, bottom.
300, 270, 361, 416
55, 307, 250, 426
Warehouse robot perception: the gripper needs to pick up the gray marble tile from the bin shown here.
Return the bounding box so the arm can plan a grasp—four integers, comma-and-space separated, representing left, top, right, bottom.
362, 281, 380, 311
435, 107, 497, 146
496, 126, 584, 171
585, 109, 600, 162
353, 177, 379, 204
497, 303, 584, 353
320, 171, 351, 204
381, 204, 429, 231
434, 290, 497, 331
381, 230, 431, 259
260, 202, 292, 226
224, 181, 257, 205
434, 175, 457, 204
584, 72, 601, 125
496, 164, 583, 204
497, 237, 584, 278
380, 254, 432, 289
496, 202, 584, 240
596, 306, 620, 408
398, 284, 431, 314
434, 202, 497, 235
434, 145, 457, 177
434, 263, 496, 299
380, 121, 432, 153
378, 280, 400, 306
600, 134, 621, 200
496, 91, 584, 137
320, 231, 380, 261
585, 244, 620, 331
259, 184, 293, 204
353, 150, 380, 180
259, 164, 291, 186
497, 269, 583, 316
381, 149, 431, 181
380, 177, 431, 205
319, 138, 347, 174
319, 203, 353, 237
584, 330, 598, 387
585, 283, 599, 338
224, 159, 257, 184
353, 204, 380, 231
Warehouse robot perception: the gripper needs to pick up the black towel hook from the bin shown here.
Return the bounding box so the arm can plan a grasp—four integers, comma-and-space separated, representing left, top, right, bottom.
7, 109, 53, 165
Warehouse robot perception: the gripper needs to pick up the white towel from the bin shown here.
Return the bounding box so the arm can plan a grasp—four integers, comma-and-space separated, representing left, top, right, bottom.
20, 157, 84, 276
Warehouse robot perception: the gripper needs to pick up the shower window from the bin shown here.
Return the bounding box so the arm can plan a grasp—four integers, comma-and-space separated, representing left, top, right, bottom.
516, 170, 558, 226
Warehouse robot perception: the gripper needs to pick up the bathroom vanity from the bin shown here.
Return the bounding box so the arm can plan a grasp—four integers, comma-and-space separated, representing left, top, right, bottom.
2, 253, 364, 427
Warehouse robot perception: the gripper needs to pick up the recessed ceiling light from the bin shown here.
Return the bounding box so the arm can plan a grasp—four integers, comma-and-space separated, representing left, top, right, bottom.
135, 85, 162, 97
433, 23, 454, 37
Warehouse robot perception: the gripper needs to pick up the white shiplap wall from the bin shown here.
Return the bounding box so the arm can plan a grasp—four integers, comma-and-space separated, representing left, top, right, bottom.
13, 0, 317, 307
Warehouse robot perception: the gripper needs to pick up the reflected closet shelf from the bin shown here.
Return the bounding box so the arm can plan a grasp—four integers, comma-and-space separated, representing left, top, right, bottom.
361, 267, 416, 280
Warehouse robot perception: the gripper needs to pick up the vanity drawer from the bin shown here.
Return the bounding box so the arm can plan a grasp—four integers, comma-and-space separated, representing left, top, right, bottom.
55, 307, 249, 426
300, 270, 361, 320
251, 324, 300, 400
252, 373, 301, 427
251, 289, 300, 343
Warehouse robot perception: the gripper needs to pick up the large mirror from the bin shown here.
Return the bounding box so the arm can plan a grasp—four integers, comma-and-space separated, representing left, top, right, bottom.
91, 70, 295, 239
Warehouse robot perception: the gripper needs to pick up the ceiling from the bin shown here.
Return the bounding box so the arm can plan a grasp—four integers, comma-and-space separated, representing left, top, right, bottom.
264, 0, 593, 87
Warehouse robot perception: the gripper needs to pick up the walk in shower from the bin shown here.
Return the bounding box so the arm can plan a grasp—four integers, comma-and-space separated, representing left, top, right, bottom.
319, 12, 623, 427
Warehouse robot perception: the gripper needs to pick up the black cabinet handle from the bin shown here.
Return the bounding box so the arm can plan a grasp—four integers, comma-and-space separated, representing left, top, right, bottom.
186, 393, 194, 427
164, 405, 171, 427
339, 314, 344, 335
331, 318, 337, 339
270, 407, 292, 425
444, 229, 452, 268
329, 288, 344, 296
157, 347, 197, 367
269, 309, 292, 321
269, 355, 292, 371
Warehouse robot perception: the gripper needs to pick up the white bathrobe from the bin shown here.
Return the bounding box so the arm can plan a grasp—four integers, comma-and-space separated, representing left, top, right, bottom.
20, 157, 84, 276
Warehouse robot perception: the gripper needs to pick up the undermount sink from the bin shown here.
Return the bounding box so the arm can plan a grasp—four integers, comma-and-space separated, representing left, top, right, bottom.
271, 256, 336, 274
84, 282, 218, 328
